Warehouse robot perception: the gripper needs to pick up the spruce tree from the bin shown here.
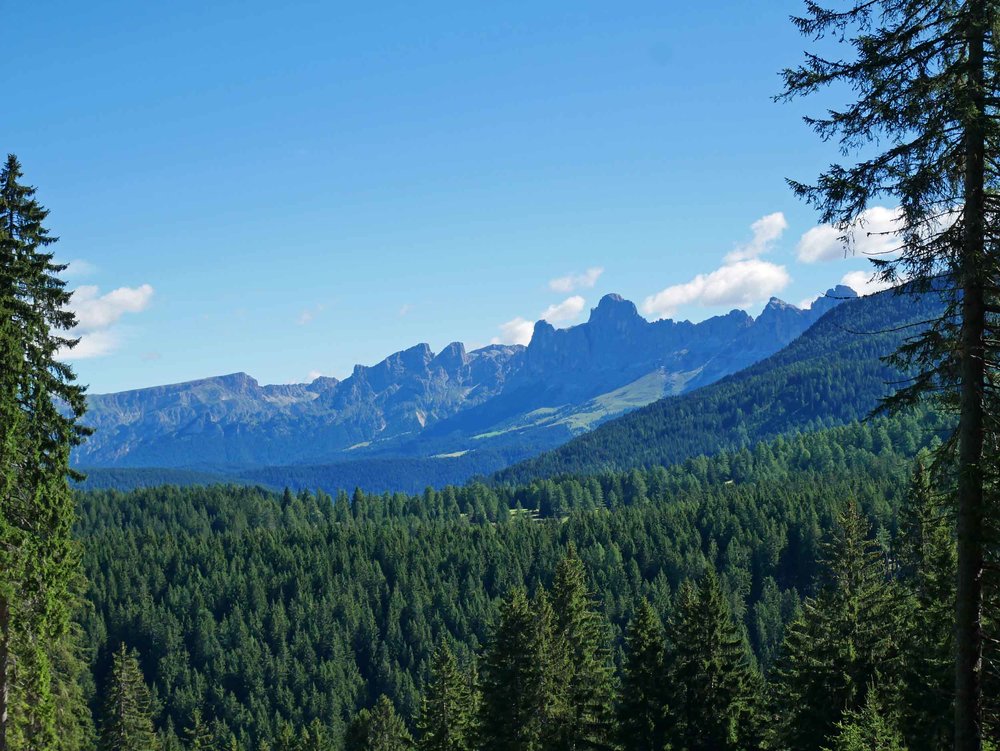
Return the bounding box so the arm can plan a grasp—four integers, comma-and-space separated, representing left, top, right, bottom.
478, 588, 559, 751
780, 3, 1000, 746
531, 588, 570, 751
416, 640, 475, 751
664, 572, 759, 751
299, 719, 331, 751
896, 459, 955, 750
182, 710, 214, 751
823, 687, 908, 751
768, 502, 903, 751
617, 599, 667, 751
0, 154, 90, 751
549, 545, 616, 751
363, 695, 413, 751
100, 645, 158, 751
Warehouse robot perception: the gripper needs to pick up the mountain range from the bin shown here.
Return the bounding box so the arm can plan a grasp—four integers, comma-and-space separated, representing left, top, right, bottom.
75, 286, 858, 490
497, 282, 946, 484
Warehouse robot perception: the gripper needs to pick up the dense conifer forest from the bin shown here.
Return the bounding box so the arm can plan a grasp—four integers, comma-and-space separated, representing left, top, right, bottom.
6, 0, 1000, 748
70, 408, 987, 750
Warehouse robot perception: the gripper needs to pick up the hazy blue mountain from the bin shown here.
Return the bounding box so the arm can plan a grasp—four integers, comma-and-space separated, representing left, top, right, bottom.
74, 287, 856, 478
496, 284, 943, 484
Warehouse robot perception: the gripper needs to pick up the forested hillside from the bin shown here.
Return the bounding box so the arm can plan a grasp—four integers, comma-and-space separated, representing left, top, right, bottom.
75, 406, 956, 750
75, 448, 525, 495
499, 286, 945, 483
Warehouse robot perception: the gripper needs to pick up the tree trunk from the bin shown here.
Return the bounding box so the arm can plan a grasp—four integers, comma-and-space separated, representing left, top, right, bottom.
0, 594, 9, 751
956, 4, 987, 749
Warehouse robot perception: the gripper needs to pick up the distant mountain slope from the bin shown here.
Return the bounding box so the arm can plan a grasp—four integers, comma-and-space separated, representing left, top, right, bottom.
76, 447, 525, 495
75, 288, 853, 475
496, 286, 945, 484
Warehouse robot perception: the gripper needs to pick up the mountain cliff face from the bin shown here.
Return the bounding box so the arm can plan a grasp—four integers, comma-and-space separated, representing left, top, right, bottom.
75, 287, 856, 470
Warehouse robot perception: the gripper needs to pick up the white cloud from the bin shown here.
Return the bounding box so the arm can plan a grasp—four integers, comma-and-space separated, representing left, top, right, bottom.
549, 267, 604, 293
66, 330, 121, 359
491, 294, 588, 346
398, 303, 413, 317
59, 283, 155, 360
724, 212, 788, 262
797, 206, 903, 263
71, 284, 154, 330
491, 317, 534, 346
540, 295, 586, 324
643, 258, 791, 320
307, 370, 325, 382
840, 269, 894, 296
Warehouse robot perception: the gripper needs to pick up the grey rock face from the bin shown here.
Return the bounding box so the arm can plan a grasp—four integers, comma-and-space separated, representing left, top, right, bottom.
76, 288, 854, 469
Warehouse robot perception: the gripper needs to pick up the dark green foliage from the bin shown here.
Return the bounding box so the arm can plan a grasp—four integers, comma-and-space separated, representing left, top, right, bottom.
416, 641, 476, 751
478, 589, 553, 751
780, 1, 1000, 745
768, 502, 904, 751
664, 572, 760, 751
299, 719, 333, 751
350, 696, 413, 751
182, 710, 216, 751
72, 409, 948, 748
0, 154, 92, 751
100, 645, 158, 751
549, 546, 617, 751
823, 688, 908, 751
616, 600, 666, 751
895, 459, 955, 751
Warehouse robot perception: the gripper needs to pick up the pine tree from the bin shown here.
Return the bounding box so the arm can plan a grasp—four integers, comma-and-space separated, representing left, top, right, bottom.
823, 687, 908, 751
549, 545, 616, 751
780, 3, 1000, 746
99, 644, 158, 751
182, 709, 214, 751
0, 154, 90, 751
617, 599, 667, 751
664, 572, 759, 751
896, 459, 955, 750
531, 588, 570, 751
299, 719, 331, 751
768, 502, 903, 751
363, 695, 413, 751
478, 588, 553, 751
273, 721, 298, 751
416, 640, 475, 751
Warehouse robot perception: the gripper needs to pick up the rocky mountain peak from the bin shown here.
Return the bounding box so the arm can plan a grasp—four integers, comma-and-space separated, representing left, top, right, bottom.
432, 341, 469, 370
589, 293, 641, 325
78, 284, 865, 471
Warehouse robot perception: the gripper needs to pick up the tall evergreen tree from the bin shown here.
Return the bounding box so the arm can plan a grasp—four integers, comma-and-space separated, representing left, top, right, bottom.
896, 459, 955, 750
358, 695, 413, 751
299, 719, 332, 751
416, 640, 476, 751
182, 710, 215, 751
823, 686, 908, 751
549, 545, 616, 751
768, 502, 903, 751
780, 3, 1000, 746
0, 154, 90, 751
99, 645, 158, 751
617, 599, 666, 751
664, 573, 759, 751
478, 588, 561, 751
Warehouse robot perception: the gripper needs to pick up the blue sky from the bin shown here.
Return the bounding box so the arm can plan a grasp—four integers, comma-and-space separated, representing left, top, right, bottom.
4, 0, 893, 393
